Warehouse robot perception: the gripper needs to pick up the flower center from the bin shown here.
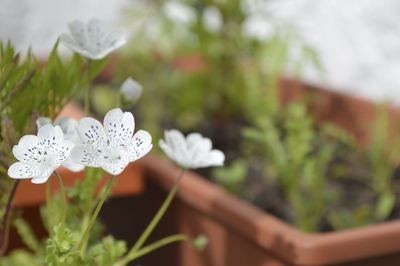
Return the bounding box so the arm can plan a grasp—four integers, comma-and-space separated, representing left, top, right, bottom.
102, 147, 124, 164
38, 155, 58, 172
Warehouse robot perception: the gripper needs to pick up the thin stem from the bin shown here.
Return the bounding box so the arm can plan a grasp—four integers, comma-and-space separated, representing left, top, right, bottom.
0, 180, 20, 255
53, 171, 67, 225
125, 168, 185, 260
78, 175, 115, 258
115, 234, 188, 266
46, 180, 52, 234
84, 60, 92, 115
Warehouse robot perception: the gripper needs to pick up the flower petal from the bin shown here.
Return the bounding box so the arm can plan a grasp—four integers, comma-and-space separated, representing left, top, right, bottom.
70, 144, 100, 168
31, 170, 53, 184
8, 162, 38, 179
186, 133, 212, 152
68, 20, 86, 43
78, 117, 107, 150
128, 130, 152, 162
37, 124, 63, 143
101, 159, 129, 176
60, 33, 89, 56
55, 117, 80, 143
62, 158, 85, 172
104, 108, 135, 146
12, 135, 41, 164
55, 140, 74, 165
202, 149, 225, 168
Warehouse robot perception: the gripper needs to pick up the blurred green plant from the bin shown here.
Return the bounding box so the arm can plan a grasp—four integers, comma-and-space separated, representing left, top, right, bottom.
0, 41, 92, 255
116, 0, 320, 138
243, 102, 337, 232
213, 159, 248, 197
329, 104, 400, 229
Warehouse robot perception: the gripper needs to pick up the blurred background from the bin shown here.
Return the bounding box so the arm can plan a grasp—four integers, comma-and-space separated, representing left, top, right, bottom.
1, 0, 400, 104
3, 2, 400, 264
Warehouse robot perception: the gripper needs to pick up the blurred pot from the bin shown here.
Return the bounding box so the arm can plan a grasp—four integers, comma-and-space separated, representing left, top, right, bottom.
137, 155, 400, 266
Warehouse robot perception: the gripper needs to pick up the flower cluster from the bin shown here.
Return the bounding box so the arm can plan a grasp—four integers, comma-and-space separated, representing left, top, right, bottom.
8, 108, 153, 183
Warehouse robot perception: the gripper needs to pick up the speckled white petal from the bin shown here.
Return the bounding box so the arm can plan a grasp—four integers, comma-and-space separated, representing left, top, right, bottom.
101, 159, 129, 176
159, 139, 175, 162
68, 20, 86, 42
103, 31, 126, 52
55, 140, 74, 165
62, 158, 85, 172
128, 130, 152, 162
12, 136, 40, 164
104, 108, 135, 146
8, 162, 38, 179
165, 130, 188, 156
70, 144, 99, 168
78, 117, 107, 149
60, 33, 94, 58
37, 124, 63, 143
31, 170, 53, 184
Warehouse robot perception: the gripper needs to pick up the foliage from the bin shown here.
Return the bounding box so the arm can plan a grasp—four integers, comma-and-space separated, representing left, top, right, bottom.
243, 102, 337, 232
116, 0, 319, 137
0, 41, 89, 246
329, 104, 400, 229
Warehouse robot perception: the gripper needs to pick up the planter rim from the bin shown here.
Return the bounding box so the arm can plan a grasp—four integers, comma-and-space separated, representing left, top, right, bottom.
140, 155, 400, 265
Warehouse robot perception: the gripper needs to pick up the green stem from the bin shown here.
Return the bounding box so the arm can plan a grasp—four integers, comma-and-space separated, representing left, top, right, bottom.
78, 175, 115, 258
124, 168, 185, 260
45, 179, 52, 234
115, 234, 188, 266
84, 60, 92, 115
53, 171, 67, 226
0, 180, 20, 255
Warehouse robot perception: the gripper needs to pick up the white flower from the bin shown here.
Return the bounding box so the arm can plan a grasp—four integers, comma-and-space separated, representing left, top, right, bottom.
8, 124, 74, 184
60, 18, 126, 60
120, 77, 143, 102
159, 130, 225, 169
37, 116, 85, 172
70, 108, 152, 175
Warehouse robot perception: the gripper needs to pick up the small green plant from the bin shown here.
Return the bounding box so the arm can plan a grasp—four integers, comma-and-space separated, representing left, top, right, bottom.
329, 104, 400, 229
213, 159, 248, 197
243, 102, 336, 232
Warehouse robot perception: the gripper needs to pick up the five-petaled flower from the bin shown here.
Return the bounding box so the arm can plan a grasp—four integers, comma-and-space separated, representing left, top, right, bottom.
8, 124, 74, 184
159, 129, 225, 169
70, 108, 152, 175
37, 116, 85, 172
60, 18, 126, 60
120, 77, 143, 103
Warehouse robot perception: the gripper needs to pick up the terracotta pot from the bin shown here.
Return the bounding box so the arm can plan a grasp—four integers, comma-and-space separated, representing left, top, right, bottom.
136, 155, 400, 266
278, 77, 400, 147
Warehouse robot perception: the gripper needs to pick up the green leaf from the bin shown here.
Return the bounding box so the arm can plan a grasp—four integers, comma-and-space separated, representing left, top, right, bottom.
13, 218, 40, 253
